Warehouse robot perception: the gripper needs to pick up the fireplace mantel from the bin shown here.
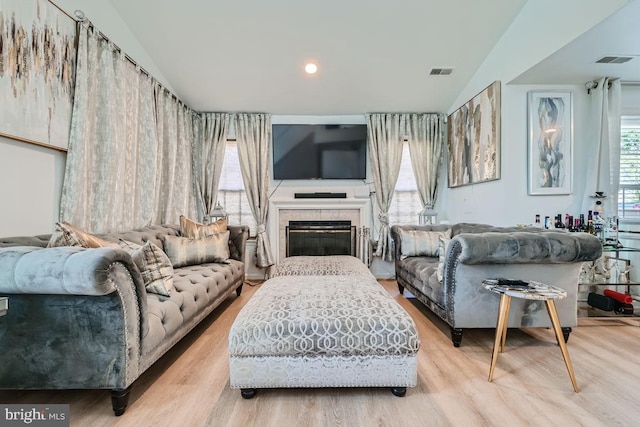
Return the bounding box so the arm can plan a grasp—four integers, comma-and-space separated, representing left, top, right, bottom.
268, 197, 371, 263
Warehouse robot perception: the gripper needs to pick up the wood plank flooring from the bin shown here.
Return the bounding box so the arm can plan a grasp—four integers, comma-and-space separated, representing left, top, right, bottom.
1, 279, 639, 427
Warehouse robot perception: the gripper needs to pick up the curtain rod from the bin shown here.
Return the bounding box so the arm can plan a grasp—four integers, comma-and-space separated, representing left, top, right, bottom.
50, 2, 186, 108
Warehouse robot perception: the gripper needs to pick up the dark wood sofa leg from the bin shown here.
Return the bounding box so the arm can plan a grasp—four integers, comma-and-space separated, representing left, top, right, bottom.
236, 283, 244, 296
391, 387, 406, 397
398, 284, 404, 295
241, 388, 257, 399
451, 328, 463, 347
111, 385, 132, 416
562, 327, 572, 343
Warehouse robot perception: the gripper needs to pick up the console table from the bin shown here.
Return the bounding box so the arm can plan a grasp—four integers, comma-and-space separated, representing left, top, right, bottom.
578, 246, 639, 323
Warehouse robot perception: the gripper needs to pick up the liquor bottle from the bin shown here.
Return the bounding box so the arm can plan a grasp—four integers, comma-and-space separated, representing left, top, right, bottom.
565, 214, 571, 229
544, 216, 550, 229
593, 212, 605, 242
579, 214, 585, 231
535, 214, 541, 228
586, 216, 596, 236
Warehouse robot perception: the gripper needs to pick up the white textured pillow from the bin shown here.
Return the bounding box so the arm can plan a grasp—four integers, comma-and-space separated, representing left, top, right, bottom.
120, 240, 174, 296
437, 235, 452, 283
398, 228, 452, 260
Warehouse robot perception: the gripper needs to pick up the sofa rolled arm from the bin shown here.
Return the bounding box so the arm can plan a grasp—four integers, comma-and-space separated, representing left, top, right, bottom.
452, 231, 603, 265
0, 245, 144, 295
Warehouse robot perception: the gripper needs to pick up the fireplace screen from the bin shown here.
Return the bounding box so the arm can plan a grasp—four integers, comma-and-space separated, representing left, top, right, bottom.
286, 220, 355, 257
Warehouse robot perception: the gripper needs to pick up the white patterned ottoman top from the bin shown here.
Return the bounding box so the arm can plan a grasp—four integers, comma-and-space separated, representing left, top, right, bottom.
271, 255, 373, 278
229, 275, 420, 358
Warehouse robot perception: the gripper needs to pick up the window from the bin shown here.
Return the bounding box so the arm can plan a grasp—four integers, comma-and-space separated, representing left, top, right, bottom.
618, 117, 640, 220
388, 142, 422, 226
218, 141, 257, 236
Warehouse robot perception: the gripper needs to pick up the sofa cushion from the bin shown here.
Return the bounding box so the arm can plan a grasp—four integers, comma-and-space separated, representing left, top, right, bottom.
163, 232, 230, 268
396, 256, 444, 307
180, 215, 227, 238
47, 222, 117, 248
120, 240, 174, 296
398, 228, 451, 260
142, 259, 244, 356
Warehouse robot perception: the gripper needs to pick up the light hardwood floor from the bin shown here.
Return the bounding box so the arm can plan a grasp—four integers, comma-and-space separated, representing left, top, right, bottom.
1, 280, 639, 427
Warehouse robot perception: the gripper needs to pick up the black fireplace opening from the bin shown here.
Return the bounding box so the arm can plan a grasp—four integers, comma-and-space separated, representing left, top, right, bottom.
286, 220, 356, 257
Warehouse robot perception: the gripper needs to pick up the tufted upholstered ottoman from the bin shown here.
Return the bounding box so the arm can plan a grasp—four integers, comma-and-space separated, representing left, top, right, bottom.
228, 256, 420, 398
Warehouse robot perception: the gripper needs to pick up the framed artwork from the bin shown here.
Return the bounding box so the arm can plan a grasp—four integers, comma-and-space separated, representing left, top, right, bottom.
527, 91, 573, 195
0, 0, 76, 151
447, 80, 501, 188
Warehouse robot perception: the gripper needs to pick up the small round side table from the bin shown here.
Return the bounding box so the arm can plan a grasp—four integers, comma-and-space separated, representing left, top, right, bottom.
482, 279, 579, 393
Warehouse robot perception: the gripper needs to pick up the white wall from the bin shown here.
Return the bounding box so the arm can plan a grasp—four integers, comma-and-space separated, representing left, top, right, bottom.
443, 0, 628, 226
0, 137, 66, 236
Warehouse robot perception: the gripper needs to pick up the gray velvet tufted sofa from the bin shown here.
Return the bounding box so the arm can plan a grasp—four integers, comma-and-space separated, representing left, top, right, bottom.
0, 224, 248, 415
390, 223, 603, 347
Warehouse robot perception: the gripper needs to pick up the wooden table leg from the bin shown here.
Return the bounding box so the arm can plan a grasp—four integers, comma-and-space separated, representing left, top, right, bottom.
545, 300, 579, 392
500, 295, 511, 353
489, 294, 511, 382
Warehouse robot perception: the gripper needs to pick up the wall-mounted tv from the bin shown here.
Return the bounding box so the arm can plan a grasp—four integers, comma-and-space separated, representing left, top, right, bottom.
272, 124, 367, 180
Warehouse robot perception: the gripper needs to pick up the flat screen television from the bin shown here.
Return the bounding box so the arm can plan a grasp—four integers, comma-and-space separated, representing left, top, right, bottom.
272, 124, 367, 180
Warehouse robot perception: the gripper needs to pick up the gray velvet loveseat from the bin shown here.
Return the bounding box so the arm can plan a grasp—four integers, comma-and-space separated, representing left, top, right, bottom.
0, 223, 248, 415
390, 223, 602, 347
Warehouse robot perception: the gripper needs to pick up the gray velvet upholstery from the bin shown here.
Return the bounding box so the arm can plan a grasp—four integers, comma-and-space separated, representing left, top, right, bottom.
391, 223, 603, 346
0, 224, 248, 414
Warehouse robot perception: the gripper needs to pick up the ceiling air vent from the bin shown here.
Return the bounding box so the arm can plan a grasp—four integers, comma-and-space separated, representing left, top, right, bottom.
595, 56, 634, 64
429, 67, 454, 76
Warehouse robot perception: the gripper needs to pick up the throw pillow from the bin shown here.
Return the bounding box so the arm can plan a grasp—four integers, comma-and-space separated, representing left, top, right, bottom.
47, 221, 117, 248
120, 240, 174, 297
180, 215, 227, 239
163, 232, 230, 268
398, 228, 452, 260
437, 235, 452, 283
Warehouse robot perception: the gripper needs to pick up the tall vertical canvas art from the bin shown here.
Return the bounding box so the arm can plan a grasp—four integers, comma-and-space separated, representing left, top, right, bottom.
0, 0, 76, 150
527, 91, 573, 195
447, 81, 501, 188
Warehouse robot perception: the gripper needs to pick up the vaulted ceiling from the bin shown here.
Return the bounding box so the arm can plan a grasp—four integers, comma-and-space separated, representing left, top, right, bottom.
101, 0, 638, 115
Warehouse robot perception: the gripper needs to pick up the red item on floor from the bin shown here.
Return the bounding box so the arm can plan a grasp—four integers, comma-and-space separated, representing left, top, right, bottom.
603, 289, 633, 304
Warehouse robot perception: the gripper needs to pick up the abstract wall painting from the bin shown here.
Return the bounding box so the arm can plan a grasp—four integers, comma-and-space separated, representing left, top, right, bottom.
0, 0, 76, 150
447, 81, 501, 188
527, 91, 573, 195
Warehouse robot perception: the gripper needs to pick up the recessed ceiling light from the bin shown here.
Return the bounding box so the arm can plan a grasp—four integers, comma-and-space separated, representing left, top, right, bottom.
304, 63, 318, 74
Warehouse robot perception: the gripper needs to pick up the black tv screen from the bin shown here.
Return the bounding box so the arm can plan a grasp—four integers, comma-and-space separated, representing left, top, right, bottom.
272, 124, 367, 180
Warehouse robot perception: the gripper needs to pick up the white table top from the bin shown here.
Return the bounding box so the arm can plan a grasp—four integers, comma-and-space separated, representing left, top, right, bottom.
482, 279, 567, 301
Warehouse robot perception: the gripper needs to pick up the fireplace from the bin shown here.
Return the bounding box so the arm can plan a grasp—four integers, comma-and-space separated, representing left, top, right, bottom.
286, 220, 356, 257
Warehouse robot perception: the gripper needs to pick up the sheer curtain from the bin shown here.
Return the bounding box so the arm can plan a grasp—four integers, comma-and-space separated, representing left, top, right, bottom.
234, 113, 275, 268
366, 113, 406, 261
407, 113, 446, 214
583, 77, 622, 215
60, 22, 195, 232
153, 86, 197, 224
192, 113, 230, 221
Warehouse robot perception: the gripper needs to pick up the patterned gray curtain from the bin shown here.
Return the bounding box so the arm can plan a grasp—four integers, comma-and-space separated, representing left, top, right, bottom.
234, 113, 275, 268
60, 22, 195, 232
366, 113, 406, 261
407, 113, 446, 212
192, 113, 230, 220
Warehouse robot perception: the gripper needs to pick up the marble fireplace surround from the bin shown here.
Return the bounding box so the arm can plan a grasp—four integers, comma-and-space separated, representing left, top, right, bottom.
268, 197, 371, 263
